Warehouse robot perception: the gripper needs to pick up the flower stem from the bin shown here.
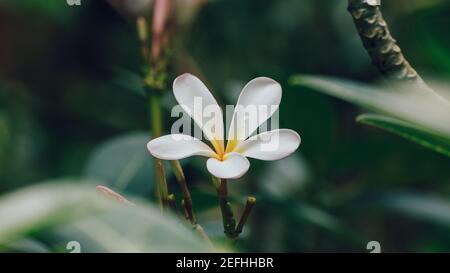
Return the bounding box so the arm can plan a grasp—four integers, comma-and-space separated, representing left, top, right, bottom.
171, 161, 212, 245
170, 160, 196, 225
155, 158, 169, 208
235, 196, 256, 235
167, 193, 179, 216
218, 179, 237, 239
148, 94, 170, 209
149, 95, 163, 138
136, 4, 213, 246
136, 15, 170, 209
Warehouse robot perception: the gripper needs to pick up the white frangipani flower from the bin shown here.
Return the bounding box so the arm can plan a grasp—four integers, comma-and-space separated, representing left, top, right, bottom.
147, 73, 301, 179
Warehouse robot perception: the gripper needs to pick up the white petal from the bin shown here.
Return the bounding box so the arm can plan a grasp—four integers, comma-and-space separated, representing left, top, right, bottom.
227, 77, 282, 142
147, 134, 216, 160
236, 129, 300, 160
173, 73, 224, 146
206, 153, 250, 179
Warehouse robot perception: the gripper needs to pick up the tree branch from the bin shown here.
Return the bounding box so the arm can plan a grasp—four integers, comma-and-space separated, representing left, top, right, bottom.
347, 0, 420, 81
218, 179, 237, 239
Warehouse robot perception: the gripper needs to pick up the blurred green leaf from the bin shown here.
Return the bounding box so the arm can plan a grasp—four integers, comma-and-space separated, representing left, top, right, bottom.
258, 155, 310, 199
265, 197, 364, 244
84, 132, 154, 196
347, 192, 450, 229
0, 181, 212, 252
189, 190, 220, 212
2, 238, 50, 253
112, 67, 146, 97
0, 179, 111, 243
416, 4, 450, 76
293, 203, 348, 234
291, 75, 450, 149
357, 114, 450, 157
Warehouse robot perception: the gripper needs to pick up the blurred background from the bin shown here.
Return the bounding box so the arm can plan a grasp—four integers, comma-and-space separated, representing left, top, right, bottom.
0, 0, 450, 252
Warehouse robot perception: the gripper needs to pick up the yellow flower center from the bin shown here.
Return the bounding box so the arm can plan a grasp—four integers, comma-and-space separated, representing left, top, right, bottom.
211, 140, 225, 161
209, 138, 242, 162
225, 139, 239, 154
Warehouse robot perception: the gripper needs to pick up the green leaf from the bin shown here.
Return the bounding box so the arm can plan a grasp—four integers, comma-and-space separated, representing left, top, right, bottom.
357, 114, 450, 157
0, 179, 102, 243
291, 74, 450, 150
258, 155, 310, 199
0, 181, 212, 252
378, 193, 450, 228
2, 238, 50, 253
345, 191, 450, 229
416, 6, 450, 76
84, 132, 154, 196
265, 197, 364, 244
293, 203, 348, 234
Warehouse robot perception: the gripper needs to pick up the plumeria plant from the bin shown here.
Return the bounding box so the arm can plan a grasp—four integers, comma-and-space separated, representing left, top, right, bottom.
90, 0, 449, 251
147, 74, 301, 179
3, 0, 450, 254
86, 0, 301, 245
96, 0, 301, 244
147, 73, 301, 239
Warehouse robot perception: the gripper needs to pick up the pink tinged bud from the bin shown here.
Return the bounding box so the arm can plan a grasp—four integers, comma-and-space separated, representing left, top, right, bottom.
96, 185, 135, 206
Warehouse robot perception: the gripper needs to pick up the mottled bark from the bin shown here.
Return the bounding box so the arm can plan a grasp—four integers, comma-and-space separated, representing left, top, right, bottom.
347, 0, 419, 81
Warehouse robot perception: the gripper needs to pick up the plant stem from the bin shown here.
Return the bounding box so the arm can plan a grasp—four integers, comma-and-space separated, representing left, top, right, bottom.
167, 193, 179, 216
235, 196, 256, 235
155, 158, 169, 207
170, 160, 196, 225
136, 16, 149, 62
170, 162, 212, 245
149, 95, 163, 138
149, 94, 169, 208
218, 179, 237, 239
136, 4, 213, 246
347, 0, 419, 81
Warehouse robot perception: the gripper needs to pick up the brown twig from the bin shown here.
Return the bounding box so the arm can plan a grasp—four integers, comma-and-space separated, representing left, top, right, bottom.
235, 197, 256, 235
170, 160, 196, 225
167, 194, 180, 216
218, 179, 237, 239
